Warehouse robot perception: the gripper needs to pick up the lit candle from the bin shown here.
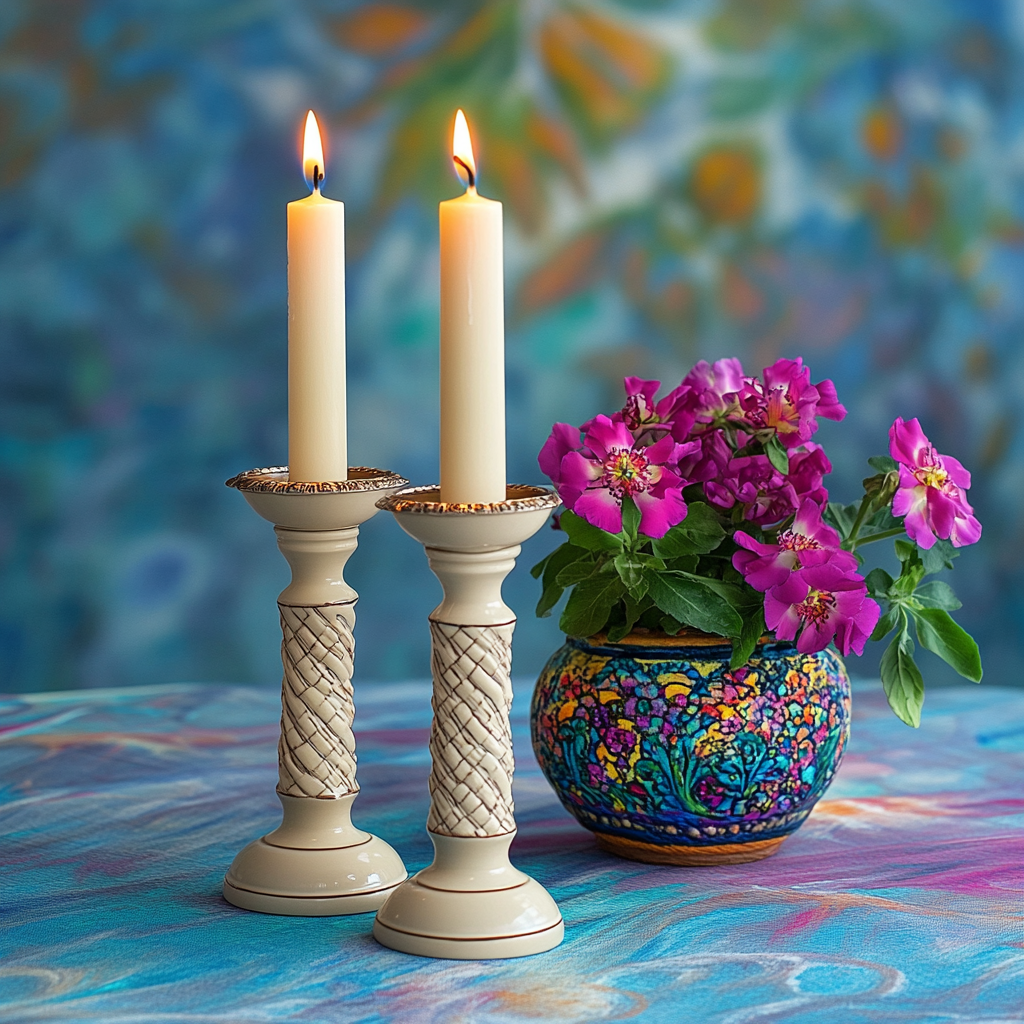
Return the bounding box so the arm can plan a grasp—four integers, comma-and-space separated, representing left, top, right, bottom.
439, 110, 506, 503
287, 111, 347, 482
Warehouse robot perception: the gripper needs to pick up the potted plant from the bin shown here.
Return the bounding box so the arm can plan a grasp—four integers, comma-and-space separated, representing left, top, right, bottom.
530, 358, 982, 864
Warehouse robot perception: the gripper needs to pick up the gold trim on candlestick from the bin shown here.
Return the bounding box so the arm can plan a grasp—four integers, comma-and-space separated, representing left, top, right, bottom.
377, 484, 559, 516
227, 466, 407, 494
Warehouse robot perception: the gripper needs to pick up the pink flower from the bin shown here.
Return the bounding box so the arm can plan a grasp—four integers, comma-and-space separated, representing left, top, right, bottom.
620, 376, 697, 443
733, 499, 858, 591
678, 429, 731, 484
586, 377, 697, 445
538, 422, 584, 489
889, 418, 982, 549
785, 443, 831, 505
556, 415, 698, 537
738, 358, 847, 448
681, 358, 745, 423
705, 453, 797, 525
764, 563, 880, 656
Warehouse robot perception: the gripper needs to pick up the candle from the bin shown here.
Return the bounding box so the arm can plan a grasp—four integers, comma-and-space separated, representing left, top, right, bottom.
439, 109, 506, 504
287, 110, 347, 482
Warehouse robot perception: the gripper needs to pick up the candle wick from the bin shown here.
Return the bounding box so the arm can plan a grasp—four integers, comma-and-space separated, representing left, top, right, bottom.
312, 164, 323, 193
453, 156, 475, 189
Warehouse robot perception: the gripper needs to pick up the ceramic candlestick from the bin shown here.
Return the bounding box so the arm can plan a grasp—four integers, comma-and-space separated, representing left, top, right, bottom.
372, 484, 564, 959
222, 466, 409, 916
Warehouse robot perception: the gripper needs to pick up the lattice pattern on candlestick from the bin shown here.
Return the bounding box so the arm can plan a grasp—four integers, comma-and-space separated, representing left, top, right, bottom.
277, 603, 358, 798
426, 620, 516, 837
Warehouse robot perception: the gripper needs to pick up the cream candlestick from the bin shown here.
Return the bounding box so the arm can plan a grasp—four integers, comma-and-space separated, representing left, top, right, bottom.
439, 110, 506, 504
288, 111, 347, 483
222, 466, 409, 916
373, 484, 564, 959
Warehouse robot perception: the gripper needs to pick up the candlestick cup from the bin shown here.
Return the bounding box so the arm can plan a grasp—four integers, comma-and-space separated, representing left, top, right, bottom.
372, 485, 564, 959
222, 466, 409, 916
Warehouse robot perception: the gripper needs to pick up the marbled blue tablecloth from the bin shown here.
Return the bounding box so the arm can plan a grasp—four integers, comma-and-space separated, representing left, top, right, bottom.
2, 680, 1022, 1023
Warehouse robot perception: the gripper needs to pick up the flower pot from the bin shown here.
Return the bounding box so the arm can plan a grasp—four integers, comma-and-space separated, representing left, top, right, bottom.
530, 629, 850, 865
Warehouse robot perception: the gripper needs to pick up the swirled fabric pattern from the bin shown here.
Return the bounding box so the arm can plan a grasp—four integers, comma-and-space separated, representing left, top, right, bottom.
2, 680, 1022, 1022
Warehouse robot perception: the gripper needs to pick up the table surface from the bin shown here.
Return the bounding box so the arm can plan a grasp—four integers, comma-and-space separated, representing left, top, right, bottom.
2, 679, 1022, 1024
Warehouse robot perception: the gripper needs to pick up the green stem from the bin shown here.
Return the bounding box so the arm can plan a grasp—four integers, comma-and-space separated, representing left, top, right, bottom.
842, 492, 875, 551
850, 526, 906, 550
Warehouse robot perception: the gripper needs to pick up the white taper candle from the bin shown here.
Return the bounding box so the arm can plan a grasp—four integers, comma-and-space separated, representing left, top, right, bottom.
438, 110, 506, 504
287, 111, 347, 483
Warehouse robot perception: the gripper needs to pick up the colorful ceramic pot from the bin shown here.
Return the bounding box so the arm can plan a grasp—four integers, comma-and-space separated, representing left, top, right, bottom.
531, 630, 851, 865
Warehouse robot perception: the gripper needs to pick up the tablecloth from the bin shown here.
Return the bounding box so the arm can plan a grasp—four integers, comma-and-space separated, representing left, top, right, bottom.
2, 679, 1022, 1023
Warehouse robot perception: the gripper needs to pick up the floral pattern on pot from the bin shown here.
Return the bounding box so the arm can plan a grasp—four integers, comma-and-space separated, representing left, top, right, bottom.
531, 633, 851, 849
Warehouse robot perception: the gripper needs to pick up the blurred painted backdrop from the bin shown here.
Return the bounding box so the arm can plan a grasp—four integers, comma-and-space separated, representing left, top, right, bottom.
1, 0, 1021, 693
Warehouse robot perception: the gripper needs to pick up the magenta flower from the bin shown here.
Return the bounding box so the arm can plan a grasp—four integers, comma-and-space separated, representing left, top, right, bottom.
785, 444, 831, 505
738, 358, 847, 447
619, 376, 697, 443
705, 453, 798, 525
586, 377, 697, 445
555, 415, 698, 537
678, 430, 731, 484
681, 357, 745, 423
889, 418, 982, 549
764, 563, 880, 656
733, 499, 858, 592
538, 422, 584, 490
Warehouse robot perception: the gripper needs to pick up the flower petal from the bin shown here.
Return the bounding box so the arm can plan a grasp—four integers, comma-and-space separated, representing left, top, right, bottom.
573, 488, 623, 534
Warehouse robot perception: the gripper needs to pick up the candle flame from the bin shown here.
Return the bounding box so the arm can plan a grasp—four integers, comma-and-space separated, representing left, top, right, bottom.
452, 109, 476, 189
302, 110, 325, 192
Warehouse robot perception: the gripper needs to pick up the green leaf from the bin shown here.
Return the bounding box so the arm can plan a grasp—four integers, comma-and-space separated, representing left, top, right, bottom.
663, 554, 698, 574
730, 603, 765, 670
559, 575, 625, 638
650, 502, 727, 557
621, 496, 641, 545
860, 505, 901, 537
870, 604, 898, 642
660, 615, 683, 636
919, 539, 959, 575
891, 561, 925, 597
894, 539, 917, 564
606, 619, 631, 643
910, 607, 982, 682
535, 543, 589, 619
824, 502, 859, 540
559, 510, 623, 553
554, 557, 605, 588
679, 573, 747, 607
613, 551, 646, 595
765, 434, 790, 474
879, 614, 925, 727
913, 581, 962, 611
868, 455, 898, 474
864, 567, 894, 599
607, 592, 649, 642
530, 550, 552, 580
647, 573, 743, 637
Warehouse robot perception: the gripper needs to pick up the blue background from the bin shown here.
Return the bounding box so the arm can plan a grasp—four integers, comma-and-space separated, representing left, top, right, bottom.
0, 0, 1019, 692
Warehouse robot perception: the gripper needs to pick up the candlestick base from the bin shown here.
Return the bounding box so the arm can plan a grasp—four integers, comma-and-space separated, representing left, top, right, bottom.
373, 484, 564, 958
222, 466, 409, 916
372, 832, 563, 958
224, 794, 406, 915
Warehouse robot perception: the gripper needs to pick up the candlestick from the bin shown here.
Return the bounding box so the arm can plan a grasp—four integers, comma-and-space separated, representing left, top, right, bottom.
439, 110, 506, 504
288, 111, 347, 482
222, 466, 408, 915
372, 484, 564, 959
